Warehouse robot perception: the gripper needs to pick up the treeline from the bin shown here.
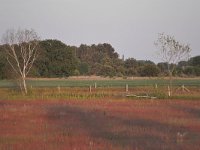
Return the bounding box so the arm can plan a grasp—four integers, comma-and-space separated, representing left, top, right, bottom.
0, 39, 199, 79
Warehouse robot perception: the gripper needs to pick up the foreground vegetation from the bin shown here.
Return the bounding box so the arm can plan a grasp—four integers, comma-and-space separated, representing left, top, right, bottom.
0, 78, 199, 149
1, 99, 200, 150
0, 77, 199, 100
0, 86, 200, 101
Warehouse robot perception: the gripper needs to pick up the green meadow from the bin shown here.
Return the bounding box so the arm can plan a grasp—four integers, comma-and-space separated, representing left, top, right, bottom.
0, 78, 199, 88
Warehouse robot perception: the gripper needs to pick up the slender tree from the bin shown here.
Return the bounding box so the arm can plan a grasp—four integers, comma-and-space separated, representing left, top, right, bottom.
1, 29, 39, 94
155, 33, 191, 96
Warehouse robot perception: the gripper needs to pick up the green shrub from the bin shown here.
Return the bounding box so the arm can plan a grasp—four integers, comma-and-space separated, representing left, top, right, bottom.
150, 90, 168, 99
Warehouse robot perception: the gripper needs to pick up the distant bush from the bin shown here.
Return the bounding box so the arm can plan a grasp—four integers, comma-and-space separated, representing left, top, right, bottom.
139, 64, 160, 77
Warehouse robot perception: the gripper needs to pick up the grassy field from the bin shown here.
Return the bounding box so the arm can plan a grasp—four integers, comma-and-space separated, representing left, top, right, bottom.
0, 77, 199, 100
0, 86, 199, 101
0, 99, 200, 150
0, 78, 200, 149
0, 77, 199, 88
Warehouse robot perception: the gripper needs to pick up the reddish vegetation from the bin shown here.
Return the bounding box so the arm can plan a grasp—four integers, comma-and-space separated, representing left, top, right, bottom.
0, 99, 200, 150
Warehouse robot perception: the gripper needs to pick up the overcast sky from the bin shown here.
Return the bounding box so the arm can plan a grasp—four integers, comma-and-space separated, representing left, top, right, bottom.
0, 0, 199, 63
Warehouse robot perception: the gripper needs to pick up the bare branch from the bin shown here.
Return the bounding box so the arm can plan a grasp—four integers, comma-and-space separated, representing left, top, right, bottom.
155, 33, 191, 68
154, 33, 192, 96
1, 28, 40, 94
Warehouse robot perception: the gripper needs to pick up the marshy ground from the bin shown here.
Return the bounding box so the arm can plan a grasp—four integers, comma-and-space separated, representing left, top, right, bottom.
0, 99, 200, 150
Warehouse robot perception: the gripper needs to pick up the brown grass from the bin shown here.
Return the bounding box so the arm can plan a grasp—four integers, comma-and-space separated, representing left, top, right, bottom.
0, 99, 200, 150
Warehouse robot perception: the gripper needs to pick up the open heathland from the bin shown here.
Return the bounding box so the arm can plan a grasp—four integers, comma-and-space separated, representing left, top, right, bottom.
0, 99, 200, 150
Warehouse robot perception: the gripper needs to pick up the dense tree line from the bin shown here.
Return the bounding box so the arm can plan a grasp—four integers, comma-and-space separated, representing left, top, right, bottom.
0, 39, 199, 79
32, 40, 77, 77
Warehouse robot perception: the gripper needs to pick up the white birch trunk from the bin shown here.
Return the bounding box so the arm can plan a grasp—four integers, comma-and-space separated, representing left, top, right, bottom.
2, 28, 39, 95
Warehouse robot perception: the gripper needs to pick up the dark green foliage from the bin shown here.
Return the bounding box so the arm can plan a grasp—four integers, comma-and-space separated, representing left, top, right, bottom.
76, 43, 121, 77
157, 62, 168, 73
124, 58, 138, 76
178, 61, 188, 68
137, 60, 155, 67
78, 62, 90, 75
73, 69, 80, 76
33, 40, 77, 77
124, 59, 157, 77
0, 50, 7, 79
0, 39, 199, 78
100, 65, 116, 77
189, 55, 200, 67
90, 63, 103, 75
125, 68, 138, 77
124, 58, 137, 69
183, 66, 200, 76
138, 64, 160, 77
0, 46, 14, 79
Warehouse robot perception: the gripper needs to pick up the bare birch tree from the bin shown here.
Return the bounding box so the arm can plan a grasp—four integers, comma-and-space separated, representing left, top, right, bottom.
155, 33, 191, 96
1, 29, 39, 94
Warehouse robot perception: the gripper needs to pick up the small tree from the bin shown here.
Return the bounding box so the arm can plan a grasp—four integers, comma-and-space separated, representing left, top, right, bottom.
1, 29, 39, 94
155, 33, 191, 96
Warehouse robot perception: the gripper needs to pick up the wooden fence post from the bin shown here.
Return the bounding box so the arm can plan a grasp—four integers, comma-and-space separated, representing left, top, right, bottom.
94, 82, 97, 89
168, 85, 171, 97
89, 85, 92, 93
126, 84, 129, 92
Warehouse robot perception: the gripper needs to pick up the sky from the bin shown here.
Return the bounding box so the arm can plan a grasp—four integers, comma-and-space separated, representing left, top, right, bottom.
0, 0, 200, 63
